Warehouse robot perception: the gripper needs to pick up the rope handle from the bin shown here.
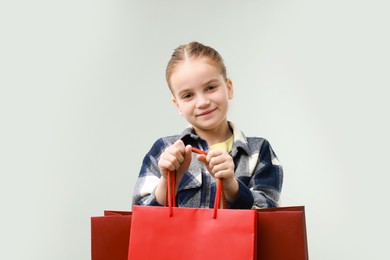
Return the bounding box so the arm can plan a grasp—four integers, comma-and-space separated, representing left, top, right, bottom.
167, 147, 227, 218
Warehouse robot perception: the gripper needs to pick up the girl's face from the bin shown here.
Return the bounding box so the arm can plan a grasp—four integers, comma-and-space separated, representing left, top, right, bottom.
170, 57, 233, 134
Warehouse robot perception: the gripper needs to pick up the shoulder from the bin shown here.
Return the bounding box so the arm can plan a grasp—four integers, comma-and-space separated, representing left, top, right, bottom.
146, 126, 197, 155
229, 122, 272, 155
246, 136, 271, 148
244, 136, 274, 156
246, 136, 281, 167
147, 135, 182, 156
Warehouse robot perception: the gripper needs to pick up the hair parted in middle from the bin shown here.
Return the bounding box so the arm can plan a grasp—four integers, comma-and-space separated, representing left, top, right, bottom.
165, 41, 227, 92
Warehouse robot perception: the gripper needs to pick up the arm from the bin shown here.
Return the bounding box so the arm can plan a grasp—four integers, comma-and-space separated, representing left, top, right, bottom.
196, 139, 283, 209
249, 140, 284, 208
224, 139, 283, 209
132, 138, 192, 206
132, 139, 165, 206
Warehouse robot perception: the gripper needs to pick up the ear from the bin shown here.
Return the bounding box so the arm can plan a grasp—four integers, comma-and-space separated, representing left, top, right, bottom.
226, 79, 234, 100
172, 96, 183, 116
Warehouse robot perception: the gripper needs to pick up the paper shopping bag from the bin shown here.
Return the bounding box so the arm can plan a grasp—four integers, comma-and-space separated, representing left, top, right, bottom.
91, 210, 132, 260
128, 205, 257, 260
128, 157, 258, 260
257, 206, 309, 260
128, 148, 257, 259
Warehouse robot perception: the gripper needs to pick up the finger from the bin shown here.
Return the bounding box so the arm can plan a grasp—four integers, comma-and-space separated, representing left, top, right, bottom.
196, 154, 207, 163
166, 146, 184, 164
183, 145, 192, 163
206, 149, 225, 162
174, 140, 186, 152
174, 141, 187, 161
196, 154, 213, 175
185, 144, 192, 154
210, 161, 230, 175
167, 152, 183, 170
160, 159, 179, 172
214, 169, 233, 179
208, 154, 227, 169
177, 145, 193, 175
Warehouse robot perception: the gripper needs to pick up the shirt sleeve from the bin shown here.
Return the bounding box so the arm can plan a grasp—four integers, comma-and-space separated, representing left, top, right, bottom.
132, 138, 166, 207
227, 179, 255, 209
250, 139, 284, 208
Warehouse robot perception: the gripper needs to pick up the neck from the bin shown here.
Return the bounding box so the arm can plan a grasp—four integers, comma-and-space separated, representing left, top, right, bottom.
194, 121, 232, 146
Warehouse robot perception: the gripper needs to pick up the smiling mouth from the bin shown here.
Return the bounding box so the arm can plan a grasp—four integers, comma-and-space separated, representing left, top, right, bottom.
196, 108, 217, 117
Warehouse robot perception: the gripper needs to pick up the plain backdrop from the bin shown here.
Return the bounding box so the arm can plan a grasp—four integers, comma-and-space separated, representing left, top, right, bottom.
1, 0, 389, 259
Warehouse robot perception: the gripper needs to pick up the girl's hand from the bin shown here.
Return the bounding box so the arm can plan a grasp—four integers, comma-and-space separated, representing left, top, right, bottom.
197, 150, 239, 202
197, 150, 234, 179
155, 140, 192, 205
158, 140, 192, 180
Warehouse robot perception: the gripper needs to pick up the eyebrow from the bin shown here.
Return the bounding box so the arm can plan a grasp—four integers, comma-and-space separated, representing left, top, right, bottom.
203, 79, 220, 85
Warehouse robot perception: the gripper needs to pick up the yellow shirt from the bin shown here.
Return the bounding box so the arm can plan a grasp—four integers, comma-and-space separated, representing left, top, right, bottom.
209, 135, 234, 153
208, 135, 234, 209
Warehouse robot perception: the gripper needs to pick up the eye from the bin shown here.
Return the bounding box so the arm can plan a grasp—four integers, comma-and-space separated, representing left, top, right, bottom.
205, 85, 217, 92
181, 92, 194, 99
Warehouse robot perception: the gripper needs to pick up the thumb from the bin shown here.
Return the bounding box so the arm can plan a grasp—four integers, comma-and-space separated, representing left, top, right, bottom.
181, 145, 192, 171
196, 154, 207, 164
184, 145, 192, 162
196, 154, 212, 175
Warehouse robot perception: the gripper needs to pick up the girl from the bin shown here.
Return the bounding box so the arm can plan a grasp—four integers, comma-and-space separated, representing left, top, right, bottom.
132, 42, 283, 209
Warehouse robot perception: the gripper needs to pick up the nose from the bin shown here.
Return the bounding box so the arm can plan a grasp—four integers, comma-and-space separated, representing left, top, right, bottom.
196, 94, 210, 108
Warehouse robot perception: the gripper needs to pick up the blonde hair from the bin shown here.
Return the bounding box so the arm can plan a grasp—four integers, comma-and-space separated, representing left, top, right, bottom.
166, 41, 227, 92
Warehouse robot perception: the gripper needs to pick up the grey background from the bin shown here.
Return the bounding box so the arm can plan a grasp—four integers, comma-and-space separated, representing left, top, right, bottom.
1, 0, 389, 259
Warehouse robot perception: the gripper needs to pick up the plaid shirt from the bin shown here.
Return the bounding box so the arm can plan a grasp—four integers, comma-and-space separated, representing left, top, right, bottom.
132, 122, 283, 209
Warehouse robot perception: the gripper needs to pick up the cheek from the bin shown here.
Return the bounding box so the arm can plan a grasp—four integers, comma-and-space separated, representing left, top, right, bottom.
177, 103, 192, 115
215, 92, 229, 104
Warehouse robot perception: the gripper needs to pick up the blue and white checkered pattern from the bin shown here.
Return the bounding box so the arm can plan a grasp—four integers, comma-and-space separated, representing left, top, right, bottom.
132, 122, 283, 209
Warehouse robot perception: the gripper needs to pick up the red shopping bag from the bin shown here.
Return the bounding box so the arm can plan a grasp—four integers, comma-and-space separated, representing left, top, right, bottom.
128, 182, 257, 259
91, 210, 132, 260
128, 148, 258, 260
257, 206, 309, 260
91, 147, 309, 260
90, 207, 309, 260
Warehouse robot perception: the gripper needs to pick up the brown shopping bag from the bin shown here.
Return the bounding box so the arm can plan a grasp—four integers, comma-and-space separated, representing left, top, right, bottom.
257, 206, 309, 260
91, 210, 132, 260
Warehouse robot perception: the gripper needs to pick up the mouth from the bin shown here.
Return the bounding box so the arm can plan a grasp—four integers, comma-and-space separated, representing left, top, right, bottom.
196, 108, 217, 117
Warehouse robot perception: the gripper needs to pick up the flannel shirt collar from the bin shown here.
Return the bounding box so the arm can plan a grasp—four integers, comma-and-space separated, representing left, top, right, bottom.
178, 122, 251, 157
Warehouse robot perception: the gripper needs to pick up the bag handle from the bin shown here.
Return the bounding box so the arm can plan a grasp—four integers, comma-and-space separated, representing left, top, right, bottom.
167, 147, 227, 218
